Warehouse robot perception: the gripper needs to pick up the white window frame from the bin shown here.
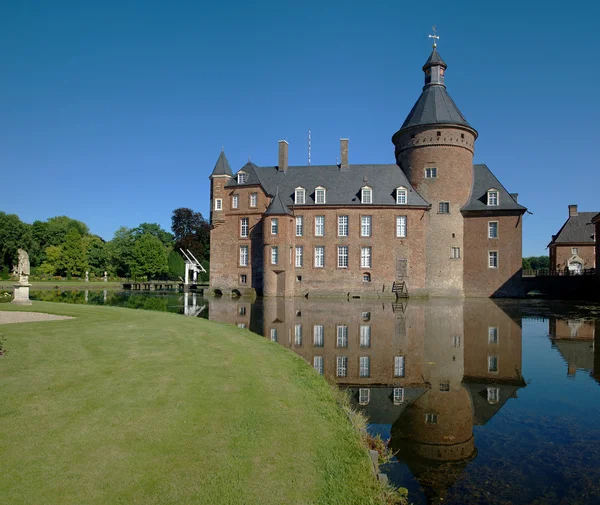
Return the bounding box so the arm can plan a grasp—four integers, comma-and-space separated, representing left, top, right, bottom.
240, 274, 247, 284
295, 187, 306, 205
313, 325, 324, 347
489, 251, 498, 269
361, 215, 372, 237
488, 221, 498, 239
572, 247, 579, 255
425, 413, 438, 424
239, 246, 248, 267
294, 324, 302, 345
359, 357, 370, 378
315, 216, 325, 236
361, 247, 372, 268
393, 387, 405, 405
359, 325, 371, 348
338, 215, 348, 237
295, 216, 303, 237
336, 325, 348, 347
488, 326, 498, 344
314, 246, 325, 268
271, 246, 278, 265
336, 356, 348, 377
337, 246, 348, 268
438, 201, 450, 214
487, 189, 499, 206
425, 167, 437, 178
361, 187, 372, 204
452, 335, 461, 347
270, 328, 277, 342
487, 387, 500, 404
250, 193, 257, 207
451, 246, 461, 259
237, 323, 247, 329
396, 216, 407, 238
271, 218, 278, 235
358, 388, 370, 405
396, 187, 408, 205
394, 356, 405, 377
232, 194, 239, 209
295, 246, 303, 267
313, 356, 324, 375
240, 217, 249, 238
214, 198, 223, 211
315, 187, 326, 204
237, 172, 247, 184
363, 272, 371, 282
488, 355, 499, 373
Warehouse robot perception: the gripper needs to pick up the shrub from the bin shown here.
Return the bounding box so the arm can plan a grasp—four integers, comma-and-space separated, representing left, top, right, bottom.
0, 291, 13, 303
1, 266, 8, 280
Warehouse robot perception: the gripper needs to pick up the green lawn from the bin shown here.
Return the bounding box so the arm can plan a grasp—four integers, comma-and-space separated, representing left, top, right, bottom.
0, 302, 384, 505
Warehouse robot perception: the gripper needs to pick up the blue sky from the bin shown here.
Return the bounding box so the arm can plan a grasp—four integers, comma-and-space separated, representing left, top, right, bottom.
1, 0, 598, 256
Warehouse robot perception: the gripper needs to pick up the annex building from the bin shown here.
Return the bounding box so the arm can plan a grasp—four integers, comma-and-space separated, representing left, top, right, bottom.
208, 45, 526, 298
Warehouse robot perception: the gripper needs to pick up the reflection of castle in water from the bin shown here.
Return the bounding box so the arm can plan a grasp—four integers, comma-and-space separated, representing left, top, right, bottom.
207, 296, 526, 503
549, 317, 600, 381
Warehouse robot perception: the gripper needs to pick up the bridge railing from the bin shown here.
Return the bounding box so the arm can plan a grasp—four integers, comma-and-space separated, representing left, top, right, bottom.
522, 268, 596, 277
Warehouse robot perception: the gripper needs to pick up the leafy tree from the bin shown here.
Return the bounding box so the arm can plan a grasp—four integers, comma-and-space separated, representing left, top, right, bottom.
45, 216, 90, 247
132, 223, 174, 248
171, 208, 210, 262
523, 256, 550, 271
108, 227, 136, 277
85, 236, 110, 276
130, 233, 168, 280
40, 245, 63, 275
522, 258, 532, 270
167, 250, 185, 280
0, 212, 35, 269
61, 228, 88, 277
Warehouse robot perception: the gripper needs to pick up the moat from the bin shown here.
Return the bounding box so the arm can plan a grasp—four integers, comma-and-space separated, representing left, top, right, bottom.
31, 290, 600, 504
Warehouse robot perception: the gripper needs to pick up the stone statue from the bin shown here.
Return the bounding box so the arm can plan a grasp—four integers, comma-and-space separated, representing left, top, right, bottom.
17, 249, 30, 283
103, 271, 108, 282
85, 271, 89, 282
12, 249, 32, 305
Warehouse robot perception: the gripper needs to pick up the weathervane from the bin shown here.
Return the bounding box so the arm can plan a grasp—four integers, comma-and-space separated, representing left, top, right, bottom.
428, 25, 439, 48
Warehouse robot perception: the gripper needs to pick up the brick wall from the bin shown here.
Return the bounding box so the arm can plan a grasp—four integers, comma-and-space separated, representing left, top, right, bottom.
551, 244, 595, 271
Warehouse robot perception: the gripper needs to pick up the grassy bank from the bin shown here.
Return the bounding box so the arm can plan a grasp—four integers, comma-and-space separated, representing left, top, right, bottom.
0, 281, 124, 290
0, 302, 384, 505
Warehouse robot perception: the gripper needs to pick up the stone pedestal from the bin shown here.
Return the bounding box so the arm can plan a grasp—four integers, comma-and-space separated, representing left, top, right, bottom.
12, 284, 32, 305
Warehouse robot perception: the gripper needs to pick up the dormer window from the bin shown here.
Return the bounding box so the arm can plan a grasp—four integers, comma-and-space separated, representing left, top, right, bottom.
361, 186, 372, 204
315, 187, 326, 204
237, 172, 248, 184
396, 186, 408, 205
487, 189, 499, 206
295, 187, 306, 205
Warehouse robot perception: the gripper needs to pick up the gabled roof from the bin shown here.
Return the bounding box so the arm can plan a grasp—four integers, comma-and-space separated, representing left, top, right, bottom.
227, 163, 429, 207
227, 161, 263, 187
549, 212, 598, 245
210, 151, 233, 177
401, 84, 472, 130
264, 190, 292, 216
462, 164, 527, 213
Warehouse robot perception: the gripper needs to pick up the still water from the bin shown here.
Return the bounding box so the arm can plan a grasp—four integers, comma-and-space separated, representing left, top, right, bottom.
30, 290, 600, 504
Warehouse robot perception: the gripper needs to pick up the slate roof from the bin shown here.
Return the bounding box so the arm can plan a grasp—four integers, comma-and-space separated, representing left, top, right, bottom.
225, 163, 430, 207
264, 190, 292, 216
549, 212, 598, 244
464, 382, 522, 426
462, 164, 527, 213
422, 47, 447, 70
210, 151, 233, 177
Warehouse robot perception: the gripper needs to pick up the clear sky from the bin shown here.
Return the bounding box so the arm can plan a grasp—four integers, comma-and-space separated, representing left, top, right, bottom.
1, 0, 598, 256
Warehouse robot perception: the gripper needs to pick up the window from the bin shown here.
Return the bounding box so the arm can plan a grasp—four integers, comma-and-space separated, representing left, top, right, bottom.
572, 247, 579, 255
315, 187, 326, 204
363, 273, 371, 282
394, 356, 405, 377
337, 246, 348, 268
396, 187, 407, 205
425, 413, 438, 424
336, 356, 348, 377
361, 247, 372, 268
240, 274, 247, 284
488, 326, 498, 344
214, 198, 223, 211
361, 187, 372, 204
396, 216, 407, 238
237, 172, 247, 184
359, 357, 370, 378
294, 324, 302, 345
313, 325, 324, 347
487, 189, 499, 206
438, 202, 450, 214
314, 246, 325, 267
239, 246, 248, 267
361, 216, 372, 237
295, 246, 303, 267
360, 325, 371, 348
237, 323, 246, 329
488, 221, 498, 239
362, 311, 371, 322
232, 195, 239, 209
270, 328, 277, 342
314, 356, 324, 375
295, 187, 306, 205
439, 380, 450, 392
425, 167, 437, 178
271, 246, 278, 265
337, 326, 348, 347
250, 193, 257, 207
338, 216, 348, 237
452, 335, 461, 347
239, 306, 246, 315
271, 218, 278, 235
489, 251, 498, 268
358, 388, 370, 405
487, 387, 500, 404
393, 387, 405, 405
315, 216, 325, 236
295, 216, 303, 236
240, 218, 249, 238
488, 355, 498, 373
451, 247, 461, 259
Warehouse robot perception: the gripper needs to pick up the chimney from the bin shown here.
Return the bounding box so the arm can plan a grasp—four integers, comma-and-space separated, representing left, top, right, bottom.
278, 140, 288, 173
569, 205, 578, 217
340, 138, 349, 171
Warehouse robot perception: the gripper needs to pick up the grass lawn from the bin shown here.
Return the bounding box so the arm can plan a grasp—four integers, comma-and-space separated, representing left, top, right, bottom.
0, 281, 124, 290
0, 302, 384, 505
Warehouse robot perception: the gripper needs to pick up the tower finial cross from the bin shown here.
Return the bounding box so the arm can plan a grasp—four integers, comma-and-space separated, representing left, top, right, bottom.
428, 25, 439, 48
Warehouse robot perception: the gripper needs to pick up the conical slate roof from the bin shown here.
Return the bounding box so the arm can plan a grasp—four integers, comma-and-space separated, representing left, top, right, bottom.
210, 150, 233, 177
422, 48, 447, 71
401, 85, 471, 130
265, 189, 292, 216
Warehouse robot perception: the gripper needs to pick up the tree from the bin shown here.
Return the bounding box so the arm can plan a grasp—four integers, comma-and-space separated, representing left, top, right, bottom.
108, 227, 136, 277
85, 236, 110, 276
167, 250, 185, 280
131, 223, 174, 248
0, 212, 35, 269
522, 256, 550, 271
130, 233, 168, 280
45, 216, 90, 247
61, 228, 88, 277
171, 208, 210, 262
40, 245, 64, 275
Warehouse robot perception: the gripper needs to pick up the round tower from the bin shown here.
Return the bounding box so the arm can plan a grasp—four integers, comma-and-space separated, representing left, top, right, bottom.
392, 44, 477, 297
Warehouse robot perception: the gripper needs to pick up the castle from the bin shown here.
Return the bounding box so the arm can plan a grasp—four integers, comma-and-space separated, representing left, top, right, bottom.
208, 44, 526, 298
